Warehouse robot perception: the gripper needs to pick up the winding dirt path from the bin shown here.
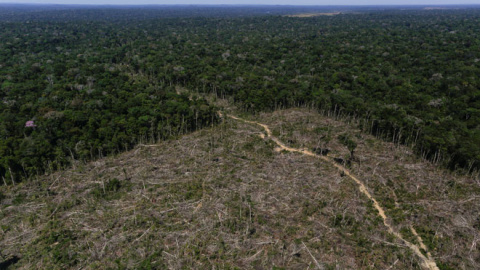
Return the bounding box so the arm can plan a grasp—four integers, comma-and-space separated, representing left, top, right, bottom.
226, 114, 439, 270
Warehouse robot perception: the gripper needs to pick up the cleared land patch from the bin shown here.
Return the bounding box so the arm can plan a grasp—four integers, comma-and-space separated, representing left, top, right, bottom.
1, 109, 479, 269
286, 12, 341, 17
227, 113, 438, 270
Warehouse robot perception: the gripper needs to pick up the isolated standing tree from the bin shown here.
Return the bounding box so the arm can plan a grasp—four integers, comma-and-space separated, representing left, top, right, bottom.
338, 134, 357, 160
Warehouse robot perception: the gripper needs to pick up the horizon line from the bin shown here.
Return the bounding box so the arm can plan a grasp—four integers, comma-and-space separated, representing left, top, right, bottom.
1, 2, 480, 6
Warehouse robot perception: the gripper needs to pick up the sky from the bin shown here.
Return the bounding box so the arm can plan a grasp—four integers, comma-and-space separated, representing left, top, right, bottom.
1, 0, 479, 5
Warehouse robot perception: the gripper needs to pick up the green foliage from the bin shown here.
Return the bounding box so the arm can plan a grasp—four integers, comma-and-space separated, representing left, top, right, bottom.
338, 134, 357, 157
184, 180, 203, 200
137, 251, 165, 270
1, 5, 479, 182
12, 193, 26, 205
330, 214, 357, 229
43, 229, 77, 265
167, 179, 204, 201
302, 200, 327, 217
91, 178, 126, 200
416, 226, 439, 252
29, 220, 78, 268
105, 178, 121, 192
437, 262, 456, 270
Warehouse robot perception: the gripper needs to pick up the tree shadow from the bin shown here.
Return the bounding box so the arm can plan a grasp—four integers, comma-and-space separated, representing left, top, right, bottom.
0, 256, 20, 270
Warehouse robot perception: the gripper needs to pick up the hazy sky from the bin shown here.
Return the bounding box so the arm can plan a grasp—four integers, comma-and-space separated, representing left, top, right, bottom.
1, 0, 479, 5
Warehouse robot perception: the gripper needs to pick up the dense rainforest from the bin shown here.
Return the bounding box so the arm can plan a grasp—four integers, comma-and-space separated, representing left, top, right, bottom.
1, 5, 480, 183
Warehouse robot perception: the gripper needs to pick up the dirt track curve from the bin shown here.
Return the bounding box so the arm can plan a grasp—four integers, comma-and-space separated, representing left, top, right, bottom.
226, 113, 439, 270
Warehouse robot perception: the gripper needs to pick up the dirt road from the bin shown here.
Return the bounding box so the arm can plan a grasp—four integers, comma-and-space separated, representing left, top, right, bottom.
227, 113, 439, 270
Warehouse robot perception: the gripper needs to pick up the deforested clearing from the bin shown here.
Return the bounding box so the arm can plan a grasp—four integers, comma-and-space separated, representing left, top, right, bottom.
286, 12, 341, 17
1, 109, 478, 269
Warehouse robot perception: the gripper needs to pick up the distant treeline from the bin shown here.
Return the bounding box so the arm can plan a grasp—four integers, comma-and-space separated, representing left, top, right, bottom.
0, 4, 437, 22
1, 7, 480, 182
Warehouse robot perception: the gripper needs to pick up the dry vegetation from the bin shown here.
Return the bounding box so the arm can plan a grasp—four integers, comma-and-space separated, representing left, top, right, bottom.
1, 108, 479, 269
